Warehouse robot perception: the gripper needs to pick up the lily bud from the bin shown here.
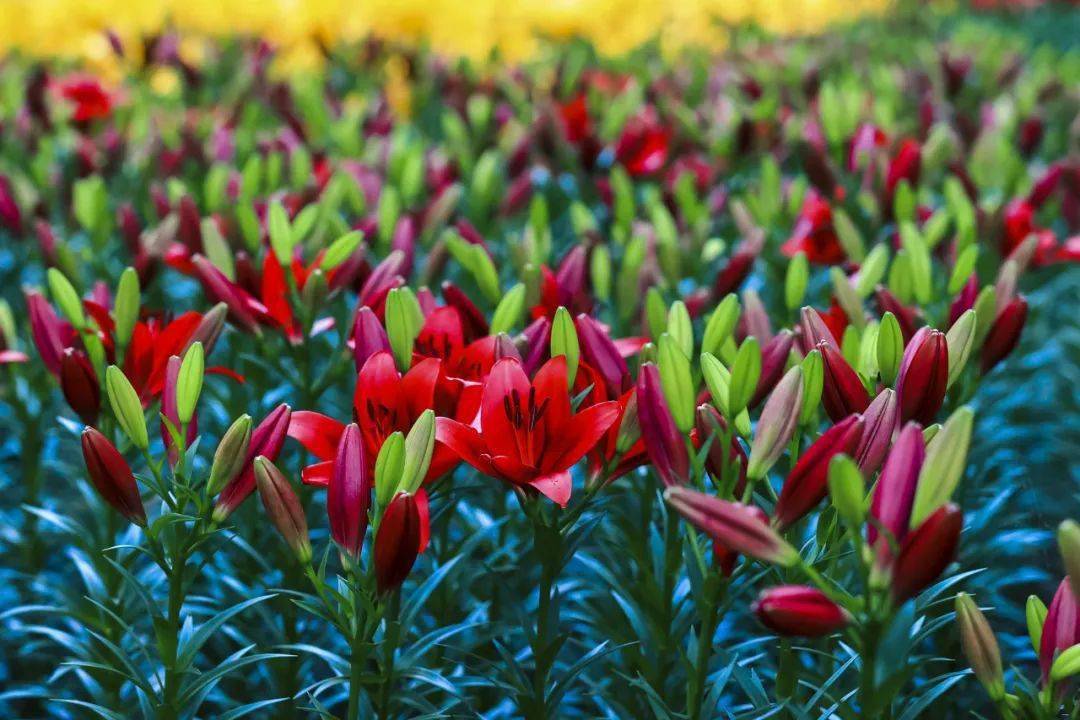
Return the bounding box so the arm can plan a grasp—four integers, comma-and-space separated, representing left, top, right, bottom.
828, 454, 865, 529
615, 392, 642, 455
895, 327, 948, 425
747, 366, 804, 480
637, 363, 689, 487
489, 283, 526, 336
176, 342, 204, 425
785, 253, 809, 311
207, 414, 253, 496
869, 422, 925, 551
385, 287, 423, 371
753, 585, 850, 637
1040, 580, 1080, 682
955, 593, 1005, 701
876, 312, 903, 386
664, 486, 799, 567
695, 405, 747, 495
214, 404, 292, 521
980, 296, 1027, 375
799, 350, 824, 426
1059, 521, 1080, 601
944, 309, 976, 388
375, 432, 406, 506
113, 267, 140, 350
187, 302, 228, 354
550, 307, 580, 386
105, 366, 148, 450
81, 427, 147, 527
750, 331, 795, 409
60, 349, 100, 425
401, 410, 436, 494
1027, 595, 1048, 656
774, 415, 865, 530
853, 388, 899, 474
375, 491, 423, 593
800, 307, 839, 353
910, 407, 973, 526
192, 255, 260, 334
819, 342, 870, 422
729, 337, 762, 418
254, 457, 311, 564
658, 335, 695, 434
328, 424, 370, 559
575, 313, 631, 397
353, 306, 392, 372
702, 294, 739, 356
891, 503, 962, 602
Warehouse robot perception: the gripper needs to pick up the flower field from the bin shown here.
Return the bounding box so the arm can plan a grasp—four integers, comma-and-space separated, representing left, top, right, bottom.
0, 1, 1078, 718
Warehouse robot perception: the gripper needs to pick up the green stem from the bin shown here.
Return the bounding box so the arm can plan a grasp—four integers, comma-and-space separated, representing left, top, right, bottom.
347, 582, 365, 720
859, 621, 880, 717
687, 581, 724, 720
378, 591, 402, 719
528, 515, 560, 720
161, 547, 186, 720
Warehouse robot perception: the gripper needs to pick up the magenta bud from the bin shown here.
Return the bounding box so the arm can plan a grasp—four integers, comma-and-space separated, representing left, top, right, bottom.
1040, 579, 1080, 682
441, 281, 490, 340
213, 404, 293, 522
695, 404, 748, 495
874, 287, 919, 343
854, 388, 899, 474
60, 348, 100, 425
637, 363, 689, 488
819, 341, 871, 422
891, 503, 962, 602
575, 313, 631, 397
868, 422, 925, 552
254, 456, 311, 563
753, 585, 851, 637
774, 415, 865, 530
187, 302, 228, 355
375, 491, 423, 593
980, 296, 1027, 375
749, 330, 795, 409
81, 427, 146, 527
352, 306, 391, 372
26, 289, 69, 377
192, 255, 261, 334
800, 307, 839, 354
328, 424, 371, 559
664, 486, 798, 567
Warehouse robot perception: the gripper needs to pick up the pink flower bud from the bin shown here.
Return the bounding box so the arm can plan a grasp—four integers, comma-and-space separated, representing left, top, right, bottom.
868, 422, 925, 552
60, 349, 100, 425
637, 363, 689, 487
254, 457, 311, 563
753, 585, 850, 636
854, 388, 899, 474
575, 313, 631, 397
214, 404, 292, 521
750, 330, 795, 409
352, 306, 391, 372
980, 296, 1027, 375
1040, 579, 1080, 682
664, 486, 798, 566
328, 424, 370, 559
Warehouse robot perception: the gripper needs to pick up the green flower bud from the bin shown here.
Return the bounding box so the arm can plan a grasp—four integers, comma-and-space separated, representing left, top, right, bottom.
105, 366, 148, 450
1059, 520, 1080, 600
955, 593, 1004, 701
385, 287, 423, 371
202, 218, 235, 279
176, 342, 205, 425
945, 309, 977, 388
401, 410, 436, 494
831, 267, 865, 330
490, 283, 526, 336
728, 337, 762, 417
1027, 595, 1047, 654
113, 267, 140, 350
910, 407, 973, 526
701, 352, 732, 418
658, 334, 695, 434
550, 307, 581, 386
888, 250, 915, 305
972, 286, 998, 347
893, 179, 916, 225
948, 245, 978, 295
828, 454, 865, 529
854, 244, 890, 298
267, 200, 294, 266
1051, 645, 1080, 683
207, 414, 253, 496
702, 293, 739, 356
47, 268, 85, 327
374, 431, 406, 507
832, 208, 865, 263
877, 312, 903, 385
645, 287, 667, 341
321, 230, 364, 271
590, 245, 612, 301
784, 252, 809, 311
899, 223, 932, 305
667, 301, 693, 358
799, 349, 824, 426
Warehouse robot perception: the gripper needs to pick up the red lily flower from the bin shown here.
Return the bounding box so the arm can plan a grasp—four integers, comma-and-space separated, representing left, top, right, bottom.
530, 246, 593, 322
435, 356, 620, 507
56, 76, 113, 124
288, 351, 459, 487
558, 93, 592, 144
616, 109, 670, 177
781, 193, 846, 265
